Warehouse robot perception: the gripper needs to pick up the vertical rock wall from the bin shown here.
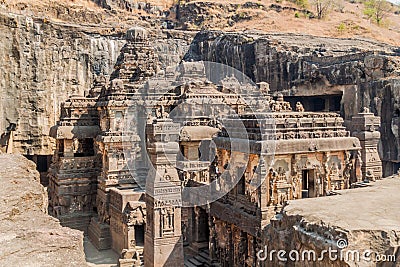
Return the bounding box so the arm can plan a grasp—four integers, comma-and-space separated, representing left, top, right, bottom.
0, 12, 124, 155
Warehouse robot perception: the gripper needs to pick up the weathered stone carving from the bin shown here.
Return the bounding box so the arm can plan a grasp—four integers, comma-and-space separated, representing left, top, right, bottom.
351, 110, 383, 180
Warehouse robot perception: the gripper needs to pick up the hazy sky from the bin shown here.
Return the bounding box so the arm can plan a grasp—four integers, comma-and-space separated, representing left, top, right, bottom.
388, 0, 400, 4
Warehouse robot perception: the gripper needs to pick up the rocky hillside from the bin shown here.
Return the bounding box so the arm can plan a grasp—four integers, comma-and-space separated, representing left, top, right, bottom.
0, 154, 87, 267
1, 0, 400, 45
176, 0, 400, 45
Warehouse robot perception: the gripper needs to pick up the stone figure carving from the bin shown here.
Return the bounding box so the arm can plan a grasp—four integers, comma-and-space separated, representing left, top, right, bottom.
296, 102, 305, 112
115, 118, 123, 132
72, 138, 82, 154
125, 206, 145, 226
329, 163, 341, 189
343, 161, 352, 188
161, 207, 174, 234
292, 176, 300, 199
182, 222, 188, 244
283, 102, 292, 111
69, 196, 81, 213
98, 201, 110, 224
272, 102, 281, 112
364, 170, 375, 182
278, 190, 288, 206
156, 105, 169, 119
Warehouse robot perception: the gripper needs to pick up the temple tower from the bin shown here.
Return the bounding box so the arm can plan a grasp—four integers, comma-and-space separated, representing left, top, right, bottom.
88, 26, 158, 253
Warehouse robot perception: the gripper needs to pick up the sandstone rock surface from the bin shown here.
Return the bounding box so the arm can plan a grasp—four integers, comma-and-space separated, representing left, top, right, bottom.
0, 154, 87, 267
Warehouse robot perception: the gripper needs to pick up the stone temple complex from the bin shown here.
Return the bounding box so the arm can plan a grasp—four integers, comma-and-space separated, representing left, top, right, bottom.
45, 27, 385, 267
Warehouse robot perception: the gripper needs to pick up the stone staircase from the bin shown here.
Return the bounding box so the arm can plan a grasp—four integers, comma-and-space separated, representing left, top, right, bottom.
184, 248, 211, 267
137, 248, 144, 267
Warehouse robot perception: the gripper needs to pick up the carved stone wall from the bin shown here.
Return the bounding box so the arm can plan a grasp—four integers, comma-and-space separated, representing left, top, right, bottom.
0, 12, 124, 155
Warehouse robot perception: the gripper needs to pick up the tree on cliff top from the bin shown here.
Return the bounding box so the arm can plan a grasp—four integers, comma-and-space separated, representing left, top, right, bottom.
363, 0, 393, 25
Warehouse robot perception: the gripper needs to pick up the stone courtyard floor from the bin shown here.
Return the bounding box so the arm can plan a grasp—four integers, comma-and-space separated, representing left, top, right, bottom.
84, 237, 119, 267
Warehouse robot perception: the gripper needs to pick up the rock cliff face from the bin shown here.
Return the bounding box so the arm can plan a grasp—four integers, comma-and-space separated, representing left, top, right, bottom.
262, 177, 400, 266
0, 11, 192, 156
92, 0, 172, 15
184, 30, 400, 175
0, 11, 125, 155
0, 154, 87, 266
176, 1, 313, 30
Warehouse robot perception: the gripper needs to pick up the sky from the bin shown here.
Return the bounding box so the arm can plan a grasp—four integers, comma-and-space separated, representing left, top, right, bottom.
388, 0, 400, 4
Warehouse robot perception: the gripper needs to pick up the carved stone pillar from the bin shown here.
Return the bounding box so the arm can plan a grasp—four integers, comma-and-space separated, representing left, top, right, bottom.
144, 118, 184, 267
351, 109, 383, 180
258, 157, 269, 226
209, 216, 218, 265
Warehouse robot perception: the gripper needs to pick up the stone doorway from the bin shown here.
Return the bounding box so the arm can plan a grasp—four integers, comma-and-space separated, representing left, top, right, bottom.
189, 207, 210, 252
302, 169, 316, 198
134, 225, 145, 246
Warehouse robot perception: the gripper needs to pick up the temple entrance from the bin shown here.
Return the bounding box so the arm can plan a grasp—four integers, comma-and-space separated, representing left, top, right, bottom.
195, 207, 209, 243
187, 207, 210, 252
134, 225, 145, 246
302, 169, 316, 198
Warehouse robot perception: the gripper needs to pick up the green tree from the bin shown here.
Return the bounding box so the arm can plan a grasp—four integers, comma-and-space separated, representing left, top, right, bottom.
364, 0, 392, 25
